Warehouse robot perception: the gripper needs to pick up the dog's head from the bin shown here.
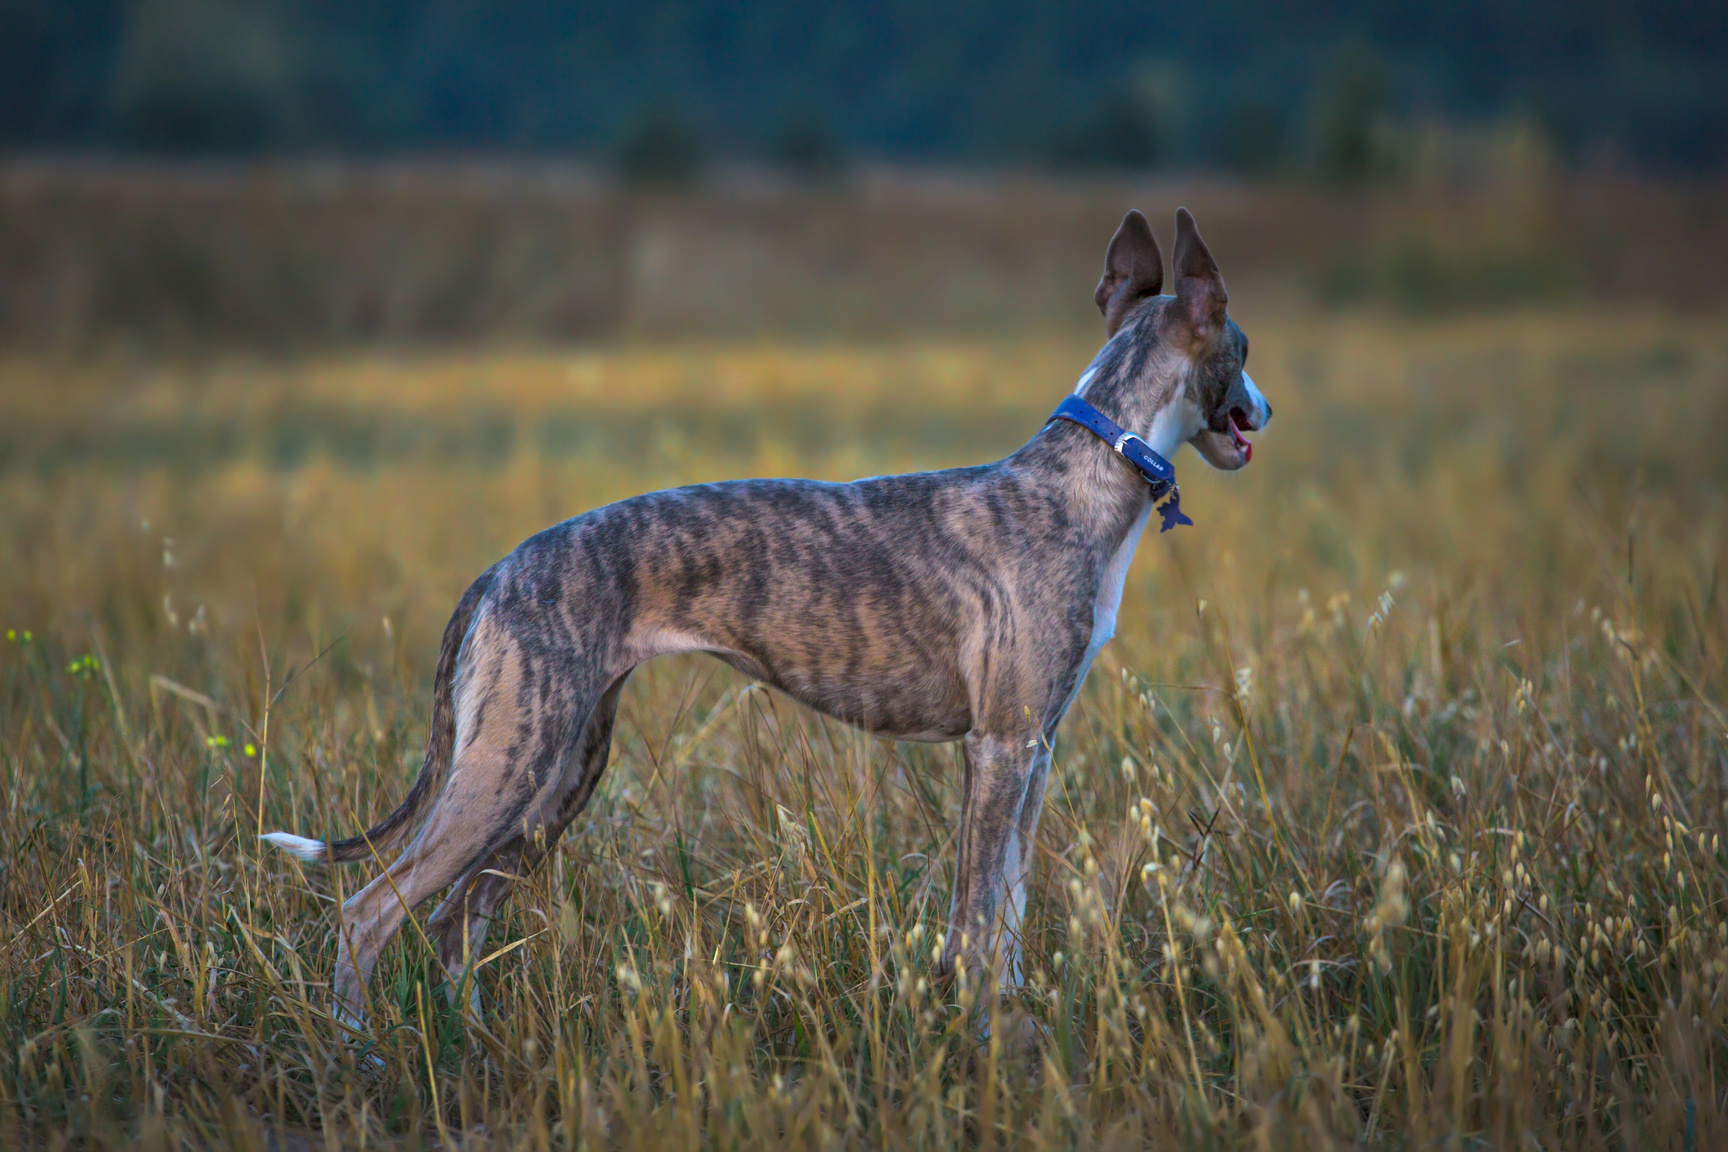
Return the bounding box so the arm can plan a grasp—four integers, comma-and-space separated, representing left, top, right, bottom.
1093, 207, 1270, 470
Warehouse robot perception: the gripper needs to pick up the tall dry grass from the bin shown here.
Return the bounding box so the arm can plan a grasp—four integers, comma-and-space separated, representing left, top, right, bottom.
0, 310, 1725, 1148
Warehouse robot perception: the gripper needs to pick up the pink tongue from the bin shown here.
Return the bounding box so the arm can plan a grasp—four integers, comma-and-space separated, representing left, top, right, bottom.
1229, 413, 1253, 461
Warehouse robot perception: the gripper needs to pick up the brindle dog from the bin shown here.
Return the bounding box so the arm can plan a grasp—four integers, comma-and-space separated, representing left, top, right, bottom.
266, 207, 1272, 1025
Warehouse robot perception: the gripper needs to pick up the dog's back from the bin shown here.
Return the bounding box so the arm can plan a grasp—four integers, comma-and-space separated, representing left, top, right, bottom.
484, 467, 1116, 742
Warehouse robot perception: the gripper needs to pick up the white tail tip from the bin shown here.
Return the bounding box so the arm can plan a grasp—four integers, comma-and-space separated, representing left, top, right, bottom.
260, 832, 326, 861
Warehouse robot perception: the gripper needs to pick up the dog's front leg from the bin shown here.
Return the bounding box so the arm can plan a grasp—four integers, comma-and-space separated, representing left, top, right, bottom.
943, 731, 1043, 991
999, 740, 1053, 988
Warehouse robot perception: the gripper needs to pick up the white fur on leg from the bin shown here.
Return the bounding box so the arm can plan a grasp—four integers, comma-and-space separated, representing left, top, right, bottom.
446, 967, 483, 1019
260, 831, 325, 861
335, 998, 370, 1035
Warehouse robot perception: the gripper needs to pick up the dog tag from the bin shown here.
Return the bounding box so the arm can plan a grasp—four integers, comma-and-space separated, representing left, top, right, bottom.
1157, 489, 1193, 533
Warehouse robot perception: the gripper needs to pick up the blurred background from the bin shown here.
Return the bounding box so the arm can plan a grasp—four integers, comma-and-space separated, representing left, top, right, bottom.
2, 0, 1725, 661
0, 0, 1725, 348
1, 10, 1727, 1144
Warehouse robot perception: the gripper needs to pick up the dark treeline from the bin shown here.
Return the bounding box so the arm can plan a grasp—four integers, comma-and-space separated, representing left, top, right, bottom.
2, 0, 1725, 173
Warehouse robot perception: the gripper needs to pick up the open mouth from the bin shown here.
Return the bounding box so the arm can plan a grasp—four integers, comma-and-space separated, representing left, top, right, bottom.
1228, 408, 1253, 463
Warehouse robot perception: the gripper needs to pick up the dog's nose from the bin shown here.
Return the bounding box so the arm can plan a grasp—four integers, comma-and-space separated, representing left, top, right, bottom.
1240, 371, 1270, 429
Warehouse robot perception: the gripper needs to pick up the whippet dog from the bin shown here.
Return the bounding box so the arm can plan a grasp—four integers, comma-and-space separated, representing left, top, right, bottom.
265, 207, 1272, 1025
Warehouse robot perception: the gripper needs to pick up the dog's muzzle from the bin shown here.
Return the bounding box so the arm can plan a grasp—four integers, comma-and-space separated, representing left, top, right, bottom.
1231, 371, 1272, 431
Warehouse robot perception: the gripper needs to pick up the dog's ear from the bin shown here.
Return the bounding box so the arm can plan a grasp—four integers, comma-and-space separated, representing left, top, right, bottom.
1095, 210, 1163, 337
1171, 207, 1228, 346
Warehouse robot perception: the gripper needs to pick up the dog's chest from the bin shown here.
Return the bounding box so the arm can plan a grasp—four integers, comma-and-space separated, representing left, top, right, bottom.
1058, 496, 1153, 716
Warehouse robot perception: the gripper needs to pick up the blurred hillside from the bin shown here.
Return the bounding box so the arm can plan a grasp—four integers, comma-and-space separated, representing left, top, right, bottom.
4, 1, 1725, 173
7, 1, 1724, 350
2, 160, 1725, 350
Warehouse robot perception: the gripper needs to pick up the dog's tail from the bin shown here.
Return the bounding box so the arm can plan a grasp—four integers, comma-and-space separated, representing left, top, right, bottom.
262, 567, 495, 865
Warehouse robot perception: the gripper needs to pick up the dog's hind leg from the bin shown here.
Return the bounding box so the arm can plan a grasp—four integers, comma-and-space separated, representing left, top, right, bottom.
428, 675, 628, 1012
332, 804, 497, 1029
425, 840, 530, 1017
333, 643, 612, 1028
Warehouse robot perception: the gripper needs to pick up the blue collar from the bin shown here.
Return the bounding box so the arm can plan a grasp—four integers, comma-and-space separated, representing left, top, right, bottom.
1047, 393, 1194, 532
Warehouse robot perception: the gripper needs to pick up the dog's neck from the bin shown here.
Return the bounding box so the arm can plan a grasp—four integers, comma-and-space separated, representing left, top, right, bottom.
1072, 329, 1199, 453
1008, 336, 1197, 544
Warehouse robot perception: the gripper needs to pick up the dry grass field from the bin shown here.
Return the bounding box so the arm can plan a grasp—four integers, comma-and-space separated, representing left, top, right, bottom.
0, 310, 1725, 1148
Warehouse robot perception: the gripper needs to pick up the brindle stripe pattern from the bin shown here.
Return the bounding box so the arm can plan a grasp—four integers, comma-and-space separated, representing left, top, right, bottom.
263, 208, 1269, 1024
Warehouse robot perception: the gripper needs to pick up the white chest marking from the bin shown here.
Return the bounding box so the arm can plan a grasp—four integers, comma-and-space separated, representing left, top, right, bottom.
1059, 494, 1153, 717
1055, 384, 1200, 721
